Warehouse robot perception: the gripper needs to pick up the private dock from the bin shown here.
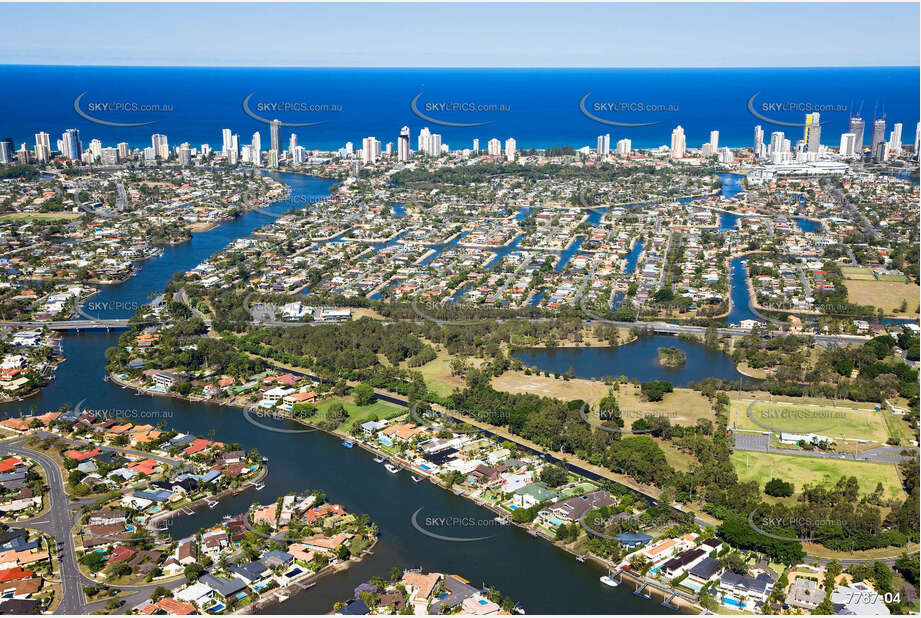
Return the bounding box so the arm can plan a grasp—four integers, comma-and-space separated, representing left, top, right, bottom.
661, 592, 679, 611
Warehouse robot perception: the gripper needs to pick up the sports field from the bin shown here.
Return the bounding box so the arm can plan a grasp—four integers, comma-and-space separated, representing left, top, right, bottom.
729, 399, 889, 443
844, 279, 919, 316
840, 266, 877, 280
0, 212, 82, 222
730, 451, 906, 500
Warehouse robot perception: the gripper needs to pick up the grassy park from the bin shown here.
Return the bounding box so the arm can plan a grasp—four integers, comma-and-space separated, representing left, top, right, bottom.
730, 451, 906, 500
729, 399, 890, 443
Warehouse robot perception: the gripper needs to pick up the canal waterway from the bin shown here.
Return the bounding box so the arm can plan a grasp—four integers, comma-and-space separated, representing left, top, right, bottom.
1, 172, 679, 615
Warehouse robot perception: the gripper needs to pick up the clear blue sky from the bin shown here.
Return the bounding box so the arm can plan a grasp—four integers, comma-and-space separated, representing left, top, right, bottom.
2, 2, 918, 67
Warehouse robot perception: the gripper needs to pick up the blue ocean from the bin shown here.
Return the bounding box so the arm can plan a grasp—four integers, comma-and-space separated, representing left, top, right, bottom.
0, 65, 917, 151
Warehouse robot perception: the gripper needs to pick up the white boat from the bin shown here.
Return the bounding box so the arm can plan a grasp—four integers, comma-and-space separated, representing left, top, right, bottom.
494, 516, 509, 525
600, 575, 620, 587
276, 594, 289, 602
411, 475, 423, 482
385, 463, 400, 473
373, 456, 385, 463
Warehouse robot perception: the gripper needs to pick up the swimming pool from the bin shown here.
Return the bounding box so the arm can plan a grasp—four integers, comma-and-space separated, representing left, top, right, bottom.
548, 517, 566, 526
208, 604, 225, 612
419, 464, 431, 470
723, 597, 743, 608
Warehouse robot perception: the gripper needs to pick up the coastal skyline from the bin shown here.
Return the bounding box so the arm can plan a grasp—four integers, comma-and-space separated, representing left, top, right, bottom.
0, 3, 918, 67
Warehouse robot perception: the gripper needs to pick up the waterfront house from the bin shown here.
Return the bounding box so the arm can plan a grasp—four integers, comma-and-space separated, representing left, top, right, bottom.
301, 532, 354, 553
261, 385, 293, 407
429, 575, 480, 613
468, 463, 506, 485
718, 570, 776, 607
685, 557, 722, 591
538, 490, 614, 524
641, 538, 680, 562
199, 573, 247, 601
360, 419, 389, 435
282, 391, 318, 410
230, 561, 270, 586
262, 549, 294, 569
336, 598, 370, 615
287, 544, 316, 564
461, 595, 502, 615
152, 371, 178, 389
380, 423, 425, 443
401, 571, 442, 614
615, 532, 653, 548
660, 548, 707, 579
253, 503, 277, 527
132, 489, 174, 503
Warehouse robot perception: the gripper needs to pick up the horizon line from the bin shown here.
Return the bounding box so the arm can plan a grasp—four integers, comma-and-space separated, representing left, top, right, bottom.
2, 63, 919, 69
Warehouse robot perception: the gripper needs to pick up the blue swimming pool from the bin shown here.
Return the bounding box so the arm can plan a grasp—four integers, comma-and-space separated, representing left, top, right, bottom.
548, 517, 565, 526
419, 464, 431, 470
723, 597, 742, 608
208, 604, 225, 612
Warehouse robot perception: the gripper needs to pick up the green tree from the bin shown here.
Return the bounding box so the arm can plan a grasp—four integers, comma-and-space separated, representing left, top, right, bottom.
353, 383, 375, 406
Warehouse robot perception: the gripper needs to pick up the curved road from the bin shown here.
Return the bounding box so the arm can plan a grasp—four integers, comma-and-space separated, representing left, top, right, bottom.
0, 438, 186, 614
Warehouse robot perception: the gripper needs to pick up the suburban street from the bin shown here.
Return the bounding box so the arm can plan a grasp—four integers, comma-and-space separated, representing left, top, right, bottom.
0, 437, 186, 614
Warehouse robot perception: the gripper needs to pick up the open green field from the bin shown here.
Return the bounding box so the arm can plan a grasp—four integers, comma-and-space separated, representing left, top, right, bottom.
840, 266, 877, 280
729, 399, 889, 443
315, 396, 406, 429
730, 451, 906, 500
0, 212, 82, 222
414, 355, 465, 397
844, 279, 920, 316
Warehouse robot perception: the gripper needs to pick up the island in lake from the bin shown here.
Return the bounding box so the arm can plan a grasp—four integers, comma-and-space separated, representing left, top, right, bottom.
657, 346, 687, 368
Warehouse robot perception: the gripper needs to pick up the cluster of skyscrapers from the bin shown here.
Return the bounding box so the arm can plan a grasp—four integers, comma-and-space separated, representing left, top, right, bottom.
596, 133, 632, 156
2, 115, 918, 168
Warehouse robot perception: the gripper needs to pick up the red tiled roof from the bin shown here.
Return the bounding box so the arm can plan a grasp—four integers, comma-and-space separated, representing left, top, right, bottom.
64, 448, 102, 461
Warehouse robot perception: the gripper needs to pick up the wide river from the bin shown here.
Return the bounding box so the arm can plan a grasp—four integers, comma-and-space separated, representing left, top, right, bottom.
0, 172, 703, 615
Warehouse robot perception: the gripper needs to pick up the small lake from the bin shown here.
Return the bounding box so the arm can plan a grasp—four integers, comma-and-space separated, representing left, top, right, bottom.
513, 334, 744, 386
795, 217, 822, 233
